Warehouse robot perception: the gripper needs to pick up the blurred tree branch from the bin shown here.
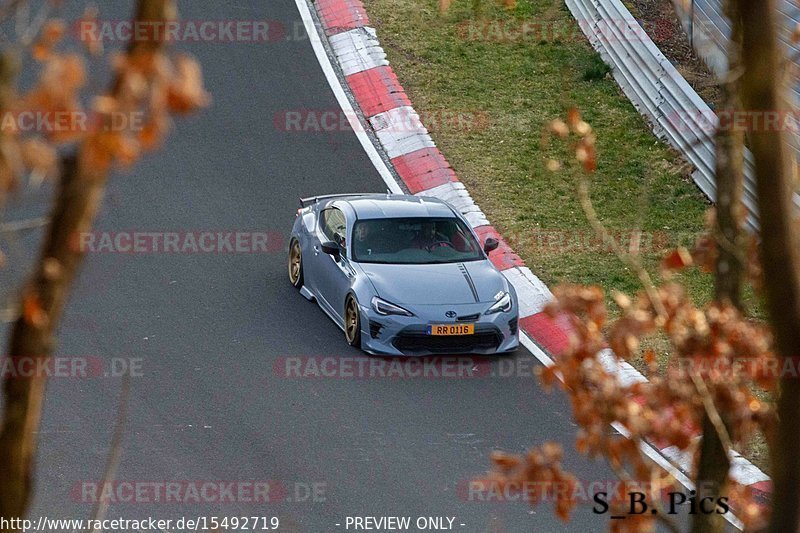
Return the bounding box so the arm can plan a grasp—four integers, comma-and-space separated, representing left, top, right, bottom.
736, 0, 800, 530
0, 0, 203, 529
485, 82, 778, 530
691, 3, 744, 531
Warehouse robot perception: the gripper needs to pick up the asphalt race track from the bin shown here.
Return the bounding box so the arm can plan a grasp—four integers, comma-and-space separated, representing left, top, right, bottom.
0, 1, 701, 531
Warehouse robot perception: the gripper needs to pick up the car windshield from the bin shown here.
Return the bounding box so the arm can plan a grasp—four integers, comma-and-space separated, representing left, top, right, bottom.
351, 217, 484, 264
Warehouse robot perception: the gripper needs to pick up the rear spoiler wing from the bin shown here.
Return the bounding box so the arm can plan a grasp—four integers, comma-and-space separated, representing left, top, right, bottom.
299, 192, 387, 207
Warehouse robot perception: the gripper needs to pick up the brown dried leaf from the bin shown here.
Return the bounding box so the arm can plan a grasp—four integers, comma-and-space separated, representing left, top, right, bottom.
166, 54, 211, 114
20, 138, 59, 178
545, 159, 561, 172
662, 247, 693, 270
32, 20, 67, 61
22, 291, 46, 327
549, 119, 569, 138
566, 108, 581, 129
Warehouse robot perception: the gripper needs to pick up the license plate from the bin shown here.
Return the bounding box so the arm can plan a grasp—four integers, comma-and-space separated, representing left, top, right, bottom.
427, 324, 475, 336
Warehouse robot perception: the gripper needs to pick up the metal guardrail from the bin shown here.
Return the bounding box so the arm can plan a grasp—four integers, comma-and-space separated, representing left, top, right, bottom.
674, 0, 800, 155
566, 0, 800, 232
674, 0, 800, 104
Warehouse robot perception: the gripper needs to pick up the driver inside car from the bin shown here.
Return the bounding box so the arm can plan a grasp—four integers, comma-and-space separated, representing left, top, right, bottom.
353, 222, 372, 257
411, 221, 451, 251
353, 222, 397, 257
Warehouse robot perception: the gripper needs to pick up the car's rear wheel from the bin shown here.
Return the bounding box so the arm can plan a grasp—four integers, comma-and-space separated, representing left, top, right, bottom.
288, 239, 303, 288
344, 296, 361, 348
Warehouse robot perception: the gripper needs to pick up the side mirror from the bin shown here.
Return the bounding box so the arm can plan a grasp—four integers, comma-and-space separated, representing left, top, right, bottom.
321, 241, 341, 260
484, 237, 499, 254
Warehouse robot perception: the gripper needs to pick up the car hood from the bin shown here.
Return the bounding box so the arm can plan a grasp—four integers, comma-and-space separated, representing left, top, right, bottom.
358, 260, 507, 305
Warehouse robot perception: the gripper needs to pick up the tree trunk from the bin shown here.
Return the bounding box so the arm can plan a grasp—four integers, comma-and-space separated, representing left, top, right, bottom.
0, 1, 174, 529
736, 0, 800, 531
0, 155, 105, 525
691, 86, 744, 533
691, 6, 744, 531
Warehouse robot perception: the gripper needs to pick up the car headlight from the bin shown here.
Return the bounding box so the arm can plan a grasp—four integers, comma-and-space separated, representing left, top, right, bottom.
371, 297, 414, 317
485, 292, 512, 314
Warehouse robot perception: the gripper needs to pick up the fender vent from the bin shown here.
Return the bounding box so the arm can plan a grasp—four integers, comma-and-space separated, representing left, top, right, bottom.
369, 321, 384, 339
508, 317, 518, 335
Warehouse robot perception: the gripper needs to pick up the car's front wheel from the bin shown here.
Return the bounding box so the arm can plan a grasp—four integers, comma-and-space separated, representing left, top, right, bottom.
344, 296, 361, 348
288, 239, 303, 288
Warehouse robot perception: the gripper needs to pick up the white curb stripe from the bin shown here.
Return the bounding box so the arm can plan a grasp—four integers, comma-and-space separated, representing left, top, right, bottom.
662, 443, 770, 486
597, 348, 648, 387
417, 182, 488, 227
661, 444, 694, 474
369, 106, 427, 133
329, 27, 389, 76
729, 451, 771, 485
377, 133, 436, 159
462, 210, 491, 228
370, 106, 436, 159
502, 266, 553, 318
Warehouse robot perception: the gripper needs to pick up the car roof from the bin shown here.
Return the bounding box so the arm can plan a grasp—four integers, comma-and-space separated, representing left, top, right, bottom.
337, 194, 457, 220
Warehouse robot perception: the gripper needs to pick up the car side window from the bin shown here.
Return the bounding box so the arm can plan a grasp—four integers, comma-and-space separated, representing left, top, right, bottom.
320, 208, 347, 250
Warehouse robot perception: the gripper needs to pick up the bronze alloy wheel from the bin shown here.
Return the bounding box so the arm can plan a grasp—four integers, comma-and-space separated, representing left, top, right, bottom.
345, 296, 361, 347
288, 239, 303, 288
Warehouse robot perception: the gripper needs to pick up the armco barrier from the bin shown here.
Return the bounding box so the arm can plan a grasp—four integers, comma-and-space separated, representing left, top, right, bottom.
567, 0, 758, 229
672, 0, 800, 159
564, 0, 770, 231
671, 0, 800, 105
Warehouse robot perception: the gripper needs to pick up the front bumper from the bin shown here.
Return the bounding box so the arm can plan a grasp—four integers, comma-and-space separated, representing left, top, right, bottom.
359, 301, 519, 356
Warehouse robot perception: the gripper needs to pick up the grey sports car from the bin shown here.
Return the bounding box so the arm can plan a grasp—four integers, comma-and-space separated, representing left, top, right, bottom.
288, 193, 519, 356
